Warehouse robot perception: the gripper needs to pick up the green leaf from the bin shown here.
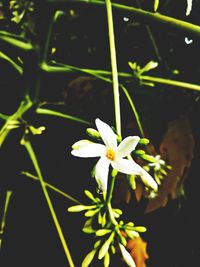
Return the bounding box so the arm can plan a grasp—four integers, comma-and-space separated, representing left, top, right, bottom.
82, 249, 97, 267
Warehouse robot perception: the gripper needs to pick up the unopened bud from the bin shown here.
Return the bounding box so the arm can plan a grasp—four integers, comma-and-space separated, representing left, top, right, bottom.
86, 128, 101, 139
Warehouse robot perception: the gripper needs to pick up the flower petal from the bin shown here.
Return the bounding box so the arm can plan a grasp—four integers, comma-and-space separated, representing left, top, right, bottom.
112, 158, 143, 175
71, 142, 106, 158
139, 167, 158, 191
95, 157, 110, 192
95, 118, 117, 149
119, 243, 136, 267
116, 136, 140, 158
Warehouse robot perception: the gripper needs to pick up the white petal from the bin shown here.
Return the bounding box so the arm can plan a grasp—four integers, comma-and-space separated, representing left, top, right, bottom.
140, 167, 158, 191
95, 157, 110, 192
112, 158, 143, 175
95, 118, 117, 149
186, 0, 193, 16
71, 142, 106, 158
116, 136, 140, 158
119, 244, 136, 267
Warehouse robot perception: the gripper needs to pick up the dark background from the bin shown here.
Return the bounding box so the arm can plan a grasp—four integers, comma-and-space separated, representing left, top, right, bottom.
0, 0, 200, 266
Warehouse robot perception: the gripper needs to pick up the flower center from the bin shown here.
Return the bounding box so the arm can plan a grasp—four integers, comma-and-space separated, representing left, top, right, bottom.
106, 148, 116, 161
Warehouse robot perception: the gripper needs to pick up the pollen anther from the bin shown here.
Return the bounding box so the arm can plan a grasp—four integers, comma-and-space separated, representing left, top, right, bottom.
106, 148, 116, 161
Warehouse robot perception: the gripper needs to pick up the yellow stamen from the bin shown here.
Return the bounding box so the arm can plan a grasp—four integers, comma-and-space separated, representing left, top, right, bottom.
106, 148, 116, 161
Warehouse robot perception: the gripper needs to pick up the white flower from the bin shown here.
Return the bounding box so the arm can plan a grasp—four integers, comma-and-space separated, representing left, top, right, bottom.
71, 118, 158, 193
149, 155, 165, 171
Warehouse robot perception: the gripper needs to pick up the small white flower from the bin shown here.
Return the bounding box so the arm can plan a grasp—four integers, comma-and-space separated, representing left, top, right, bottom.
71, 118, 158, 193
149, 155, 165, 171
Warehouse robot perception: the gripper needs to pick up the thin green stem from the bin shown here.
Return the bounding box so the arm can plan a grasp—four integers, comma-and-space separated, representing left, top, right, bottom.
21, 171, 81, 204
0, 191, 13, 249
120, 84, 145, 137
106, 171, 118, 226
105, 0, 121, 137
36, 107, 92, 125
47, 0, 200, 38
0, 95, 32, 147
35, 10, 63, 102
141, 75, 200, 92
0, 31, 33, 51
23, 140, 75, 267
41, 62, 200, 92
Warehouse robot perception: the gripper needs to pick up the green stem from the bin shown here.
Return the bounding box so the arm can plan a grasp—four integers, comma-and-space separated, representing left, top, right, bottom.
21, 171, 81, 204
120, 84, 145, 137
0, 191, 13, 249
106, 171, 118, 226
47, 0, 200, 38
141, 75, 200, 92
23, 140, 75, 267
0, 31, 33, 51
36, 107, 92, 125
105, 0, 121, 137
41, 63, 200, 92
0, 95, 32, 147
